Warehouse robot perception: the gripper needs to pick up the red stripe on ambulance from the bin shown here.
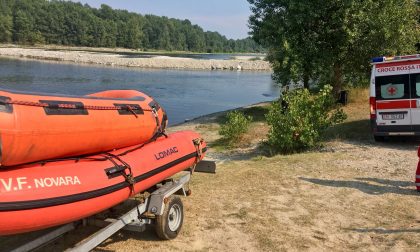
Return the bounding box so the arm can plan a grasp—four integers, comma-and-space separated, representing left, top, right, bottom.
376, 100, 414, 110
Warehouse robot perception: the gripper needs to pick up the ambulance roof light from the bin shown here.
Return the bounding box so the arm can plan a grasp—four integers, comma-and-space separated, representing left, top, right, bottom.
372, 54, 420, 63
372, 57, 385, 63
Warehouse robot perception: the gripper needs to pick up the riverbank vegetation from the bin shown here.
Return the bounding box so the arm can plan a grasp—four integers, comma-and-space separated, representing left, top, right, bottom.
0, 0, 264, 53
266, 85, 346, 153
219, 111, 253, 147
213, 87, 348, 154
248, 0, 420, 92
160, 91, 419, 251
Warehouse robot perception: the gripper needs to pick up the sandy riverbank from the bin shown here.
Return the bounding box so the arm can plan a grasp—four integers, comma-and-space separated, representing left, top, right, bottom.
0, 46, 272, 71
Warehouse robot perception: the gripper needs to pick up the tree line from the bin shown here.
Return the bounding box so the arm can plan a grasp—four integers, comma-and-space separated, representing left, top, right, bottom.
248, 0, 420, 91
0, 0, 264, 53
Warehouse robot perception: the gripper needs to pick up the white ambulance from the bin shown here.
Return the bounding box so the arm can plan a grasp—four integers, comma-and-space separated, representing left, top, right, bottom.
370, 54, 420, 141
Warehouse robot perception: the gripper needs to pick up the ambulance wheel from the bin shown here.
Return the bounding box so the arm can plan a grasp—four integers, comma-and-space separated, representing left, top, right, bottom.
374, 135, 385, 142
155, 196, 184, 240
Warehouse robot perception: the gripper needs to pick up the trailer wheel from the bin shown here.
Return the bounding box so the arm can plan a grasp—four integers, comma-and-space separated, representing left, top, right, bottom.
155, 196, 184, 240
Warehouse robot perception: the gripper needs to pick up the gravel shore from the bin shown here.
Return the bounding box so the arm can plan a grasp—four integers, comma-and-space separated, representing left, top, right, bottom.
0, 47, 272, 71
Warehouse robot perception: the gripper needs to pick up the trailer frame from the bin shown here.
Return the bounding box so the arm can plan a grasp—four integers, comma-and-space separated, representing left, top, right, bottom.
8, 166, 210, 252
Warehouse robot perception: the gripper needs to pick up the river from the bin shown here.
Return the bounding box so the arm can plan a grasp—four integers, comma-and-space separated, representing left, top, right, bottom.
0, 58, 278, 125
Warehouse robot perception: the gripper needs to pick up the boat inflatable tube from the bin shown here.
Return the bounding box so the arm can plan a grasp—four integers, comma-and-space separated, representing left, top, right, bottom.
0, 131, 206, 235
0, 89, 167, 166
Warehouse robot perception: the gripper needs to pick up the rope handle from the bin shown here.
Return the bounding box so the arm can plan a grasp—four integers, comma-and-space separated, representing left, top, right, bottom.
191, 138, 204, 173
102, 153, 136, 195
3, 99, 156, 112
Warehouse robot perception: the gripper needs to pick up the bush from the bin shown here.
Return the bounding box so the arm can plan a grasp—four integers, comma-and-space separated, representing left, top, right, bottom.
219, 110, 252, 144
266, 85, 347, 153
249, 56, 262, 61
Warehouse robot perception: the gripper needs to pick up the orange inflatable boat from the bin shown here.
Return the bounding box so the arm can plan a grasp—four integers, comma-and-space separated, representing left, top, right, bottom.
0, 131, 206, 235
0, 89, 167, 166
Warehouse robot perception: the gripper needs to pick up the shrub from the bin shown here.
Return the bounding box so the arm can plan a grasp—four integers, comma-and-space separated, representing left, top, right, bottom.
219, 110, 252, 144
266, 85, 347, 153
249, 56, 262, 61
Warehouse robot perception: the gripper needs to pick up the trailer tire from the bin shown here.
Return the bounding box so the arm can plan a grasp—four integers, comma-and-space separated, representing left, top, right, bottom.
155, 196, 184, 240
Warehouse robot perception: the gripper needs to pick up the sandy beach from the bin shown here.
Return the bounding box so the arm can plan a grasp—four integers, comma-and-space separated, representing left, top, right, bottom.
0, 45, 272, 71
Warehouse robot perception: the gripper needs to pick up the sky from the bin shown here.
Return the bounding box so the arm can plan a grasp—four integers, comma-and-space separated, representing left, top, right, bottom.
71, 0, 252, 39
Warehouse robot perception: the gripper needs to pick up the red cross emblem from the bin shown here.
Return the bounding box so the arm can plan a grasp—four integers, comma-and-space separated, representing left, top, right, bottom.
387, 86, 397, 96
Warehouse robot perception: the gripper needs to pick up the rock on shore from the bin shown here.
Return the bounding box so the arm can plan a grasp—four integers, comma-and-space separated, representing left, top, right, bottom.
0, 47, 272, 71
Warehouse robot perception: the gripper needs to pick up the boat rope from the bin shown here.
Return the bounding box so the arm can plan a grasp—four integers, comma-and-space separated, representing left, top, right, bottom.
3, 99, 155, 112
126, 105, 139, 118
191, 138, 204, 173
101, 153, 135, 194
151, 107, 166, 137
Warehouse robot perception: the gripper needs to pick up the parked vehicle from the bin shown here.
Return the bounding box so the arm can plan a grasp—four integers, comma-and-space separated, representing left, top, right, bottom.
370, 54, 420, 141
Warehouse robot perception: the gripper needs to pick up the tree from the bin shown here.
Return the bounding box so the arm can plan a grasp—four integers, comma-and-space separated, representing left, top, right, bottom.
13, 9, 33, 43
186, 25, 205, 51
125, 17, 142, 49
0, 15, 13, 42
0, 0, 14, 42
249, 0, 420, 92
266, 85, 346, 153
417, 0, 420, 52
2, 0, 264, 53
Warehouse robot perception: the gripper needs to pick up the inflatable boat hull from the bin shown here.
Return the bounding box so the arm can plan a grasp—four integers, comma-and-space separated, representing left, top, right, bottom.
0, 89, 167, 166
0, 131, 205, 235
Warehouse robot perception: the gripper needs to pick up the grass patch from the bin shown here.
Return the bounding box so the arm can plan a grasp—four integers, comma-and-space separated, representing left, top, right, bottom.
209, 138, 231, 151
211, 104, 271, 150
249, 56, 262, 61
208, 89, 371, 152
347, 87, 369, 104
215, 104, 271, 124
325, 118, 371, 142
325, 88, 371, 142
242, 105, 270, 122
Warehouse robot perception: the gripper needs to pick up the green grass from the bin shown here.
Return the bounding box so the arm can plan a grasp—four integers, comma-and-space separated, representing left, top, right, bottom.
325, 88, 371, 142
248, 56, 262, 61
210, 104, 271, 150
325, 118, 371, 142
215, 104, 270, 124
210, 89, 373, 151
325, 105, 371, 142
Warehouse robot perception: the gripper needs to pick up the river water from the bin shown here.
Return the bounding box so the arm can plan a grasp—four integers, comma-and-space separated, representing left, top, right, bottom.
0, 58, 278, 125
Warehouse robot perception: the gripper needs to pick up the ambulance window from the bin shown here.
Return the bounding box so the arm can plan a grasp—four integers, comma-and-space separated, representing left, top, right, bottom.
414, 75, 420, 97
375, 74, 409, 100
